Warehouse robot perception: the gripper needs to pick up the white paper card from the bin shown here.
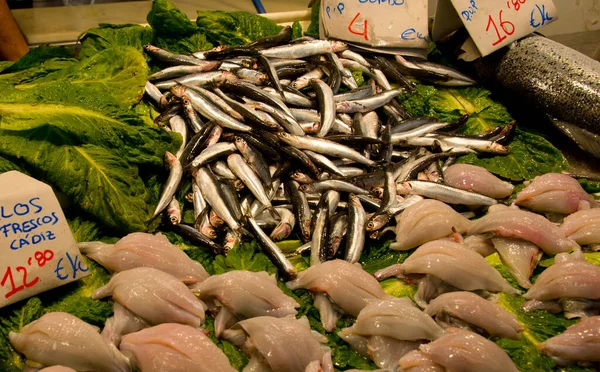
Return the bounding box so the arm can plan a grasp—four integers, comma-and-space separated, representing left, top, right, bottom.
0, 171, 89, 308
321, 0, 429, 49
448, 0, 557, 56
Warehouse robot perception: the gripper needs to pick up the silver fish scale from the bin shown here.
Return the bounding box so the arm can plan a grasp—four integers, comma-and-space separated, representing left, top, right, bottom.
495, 36, 600, 134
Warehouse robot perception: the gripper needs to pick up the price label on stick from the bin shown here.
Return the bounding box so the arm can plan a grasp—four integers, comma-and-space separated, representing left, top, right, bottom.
0, 171, 89, 308
447, 0, 557, 56
320, 0, 429, 49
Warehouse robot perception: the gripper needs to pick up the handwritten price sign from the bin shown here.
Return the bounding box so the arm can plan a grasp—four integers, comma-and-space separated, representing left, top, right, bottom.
449, 0, 557, 56
0, 171, 88, 308
321, 0, 429, 49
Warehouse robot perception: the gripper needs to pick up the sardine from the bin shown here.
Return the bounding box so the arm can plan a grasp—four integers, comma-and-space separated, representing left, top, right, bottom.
153, 152, 183, 219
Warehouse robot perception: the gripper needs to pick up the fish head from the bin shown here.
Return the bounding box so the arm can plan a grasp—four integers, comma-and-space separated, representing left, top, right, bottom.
366, 214, 390, 231
291, 171, 314, 184
163, 152, 177, 167
298, 183, 317, 193
169, 85, 186, 98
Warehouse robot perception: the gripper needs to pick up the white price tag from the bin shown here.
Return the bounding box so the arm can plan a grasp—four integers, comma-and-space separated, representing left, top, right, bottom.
0, 171, 89, 308
320, 0, 429, 49
448, 0, 557, 56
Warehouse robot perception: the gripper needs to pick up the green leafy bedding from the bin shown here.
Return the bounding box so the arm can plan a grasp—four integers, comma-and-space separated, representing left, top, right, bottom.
0, 0, 589, 371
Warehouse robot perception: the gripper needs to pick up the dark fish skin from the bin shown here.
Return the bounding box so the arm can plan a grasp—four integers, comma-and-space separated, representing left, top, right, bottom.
473, 36, 600, 156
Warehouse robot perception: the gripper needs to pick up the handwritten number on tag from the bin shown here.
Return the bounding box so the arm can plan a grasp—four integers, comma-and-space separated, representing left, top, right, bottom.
348, 12, 369, 40
486, 10, 515, 46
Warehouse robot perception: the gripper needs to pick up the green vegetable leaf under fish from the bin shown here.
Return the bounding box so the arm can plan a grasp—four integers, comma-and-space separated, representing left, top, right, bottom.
458, 129, 568, 181
213, 241, 279, 275
196, 10, 282, 48
304, 0, 320, 38
291, 20, 303, 40
79, 24, 155, 60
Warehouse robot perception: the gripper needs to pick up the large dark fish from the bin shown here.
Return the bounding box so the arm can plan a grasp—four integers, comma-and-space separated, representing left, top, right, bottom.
471, 35, 600, 157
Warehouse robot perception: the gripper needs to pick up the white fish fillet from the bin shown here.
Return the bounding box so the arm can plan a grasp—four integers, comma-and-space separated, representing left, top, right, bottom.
539, 316, 600, 365
420, 328, 520, 372
492, 237, 541, 288
560, 209, 600, 245
444, 164, 514, 198
286, 260, 389, 317
234, 316, 329, 372
468, 208, 579, 255
425, 291, 523, 340
401, 239, 519, 294
524, 251, 600, 302
8, 312, 130, 372
120, 323, 236, 372
191, 270, 299, 319
399, 350, 445, 372
79, 232, 209, 284
93, 267, 205, 327
393, 199, 472, 251
515, 173, 596, 214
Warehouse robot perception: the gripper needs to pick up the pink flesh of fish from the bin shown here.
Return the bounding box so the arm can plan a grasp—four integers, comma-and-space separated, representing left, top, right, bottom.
120, 323, 235, 372
93, 267, 206, 327
467, 208, 579, 255
191, 270, 299, 319
444, 164, 514, 198
420, 328, 520, 372
8, 312, 130, 372
401, 239, 519, 294
539, 316, 600, 365
515, 173, 596, 214
524, 251, 600, 302
286, 259, 389, 317
393, 199, 472, 251
492, 237, 541, 289
425, 291, 523, 340
560, 208, 600, 245
399, 350, 445, 372
235, 316, 327, 372
79, 232, 209, 284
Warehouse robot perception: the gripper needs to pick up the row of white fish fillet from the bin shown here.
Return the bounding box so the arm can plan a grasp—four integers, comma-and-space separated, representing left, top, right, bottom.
8, 169, 600, 371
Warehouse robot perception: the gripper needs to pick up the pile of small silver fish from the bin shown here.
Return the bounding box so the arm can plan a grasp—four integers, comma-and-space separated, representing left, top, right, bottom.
143, 25, 515, 279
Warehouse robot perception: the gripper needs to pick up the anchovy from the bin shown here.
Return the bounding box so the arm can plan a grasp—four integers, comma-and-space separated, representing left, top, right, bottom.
171, 86, 252, 132
311, 193, 330, 266
148, 63, 221, 81
219, 179, 243, 221
271, 59, 307, 69
213, 88, 283, 132
397, 180, 497, 206
260, 39, 334, 59
153, 152, 183, 219
168, 115, 187, 159
277, 133, 376, 166
227, 154, 278, 218
166, 198, 181, 225
336, 89, 405, 113
299, 121, 321, 134
155, 71, 237, 90
370, 55, 414, 90
310, 79, 335, 137
345, 194, 366, 264
188, 86, 244, 121
303, 150, 345, 177
181, 97, 204, 133
248, 25, 293, 49
257, 55, 285, 99
289, 108, 349, 133
391, 122, 455, 143
189, 142, 236, 169
404, 134, 509, 154
285, 180, 312, 242
169, 223, 223, 254
179, 122, 216, 168
223, 228, 241, 253
299, 180, 370, 195
234, 136, 272, 187
247, 215, 297, 278
145, 82, 167, 109
339, 49, 371, 67
334, 84, 376, 103
222, 80, 294, 118
262, 87, 314, 108
270, 207, 296, 242
290, 67, 324, 90
328, 213, 348, 258
195, 167, 243, 233
245, 99, 305, 136
144, 45, 209, 66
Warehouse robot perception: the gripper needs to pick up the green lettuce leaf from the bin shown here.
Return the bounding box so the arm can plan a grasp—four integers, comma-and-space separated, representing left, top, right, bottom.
0, 156, 24, 174
204, 316, 249, 370
147, 0, 197, 37
291, 20, 303, 39
398, 84, 438, 118
578, 179, 600, 194
428, 87, 514, 134
458, 130, 569, 181
305, 0, 320, 38
196, 11, 282, 47
360, 240, 411, 274
79, 24, 154, 60
213, 241, 278, 275
2, 45, 74, 73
